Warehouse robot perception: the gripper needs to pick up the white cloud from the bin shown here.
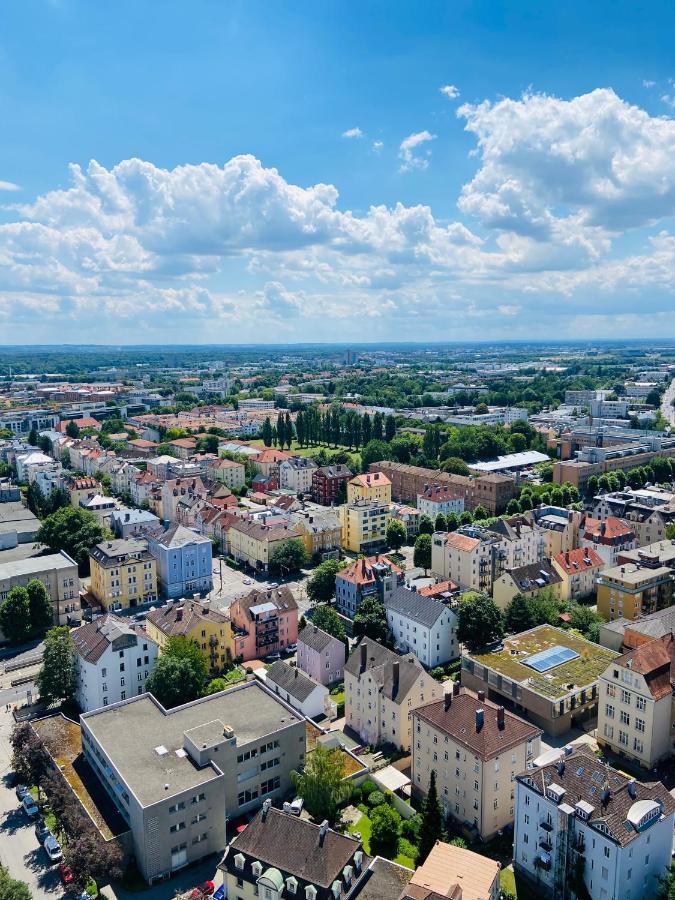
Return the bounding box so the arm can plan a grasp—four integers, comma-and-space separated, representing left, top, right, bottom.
0, 181, 19, 192
372, 140, 384, 153
398, 130, 436, 172
342, 127, 364, 139
440, 84, 460, 100
643, 79, 656, 88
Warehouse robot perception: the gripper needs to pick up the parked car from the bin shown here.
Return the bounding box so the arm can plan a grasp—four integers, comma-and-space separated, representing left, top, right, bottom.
15, 784, 28, 801
22, 795, 39, 818
268, 582, 279, 589
265, 652, 281, 662
43, 834, 63, 863
283, 796, 304, 816
242, 577, 252, 585
213, 887, 225, 900
58, 863, 74, 886
34, 819, 50, 842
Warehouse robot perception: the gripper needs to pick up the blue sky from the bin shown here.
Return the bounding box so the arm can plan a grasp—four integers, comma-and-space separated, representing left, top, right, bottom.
2, 0, 675, 343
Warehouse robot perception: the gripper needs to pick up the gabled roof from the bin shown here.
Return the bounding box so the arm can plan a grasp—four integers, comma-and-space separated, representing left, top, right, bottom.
553, 546, 604, 575
232, 586, 298, 620
72, 614, 142, 664
336, 555, 402, 586
266, 660, 321, 703
345, 638, 430, 703
504, 558, 563, 593
583, 516, 635, 543
146, 599, 229, 637
614, 634, 675, 700
384, 586, 448, 628
442, 532, 480, 552
350, 472, 391, 489
299, 624, 342, 654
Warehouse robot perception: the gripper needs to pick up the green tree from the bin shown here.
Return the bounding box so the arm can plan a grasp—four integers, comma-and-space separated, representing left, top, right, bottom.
473, 505, 488, 521
290, 745, 348, 824
440, 457, 470, 475
0, 867, 32, 900
306, 559, 345, 604
360, 440, 391, 473
434, 513, 447, 532
568, 604, 604, 639
457, 594, 504, 651
145, 637, 208, 708
506, 498, 521, 515
445, 512, 459, 532
459, 510, 473, 526
309, 605, 348, 651
65, 419, 80, 438
353, 598, 390, 644
26, 579, 53, 635
505, 593, 539, 634
10, 722, 51, 794
418, 770, 444, 862
0, 588, 32, 644
36, 506, 106, 575
36, 627, 76, 705
385, 415, 397, 442
418, 514, 434, 535
370, 803, 401, 857
206, 678, 228, 694
413, 533, 432, 575
269, 538, 309, 576
386, 518, 407, 551
27, 427, 39, 447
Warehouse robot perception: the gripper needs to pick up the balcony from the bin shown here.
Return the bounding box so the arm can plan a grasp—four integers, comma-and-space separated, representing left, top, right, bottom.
539, 838, 552, 852
539, 820, 554, 833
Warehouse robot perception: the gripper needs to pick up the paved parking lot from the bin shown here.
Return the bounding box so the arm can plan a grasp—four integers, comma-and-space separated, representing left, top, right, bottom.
209, 560, 313, 617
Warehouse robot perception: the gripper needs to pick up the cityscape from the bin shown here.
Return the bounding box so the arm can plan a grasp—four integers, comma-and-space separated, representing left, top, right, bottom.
3, 2, 675, 900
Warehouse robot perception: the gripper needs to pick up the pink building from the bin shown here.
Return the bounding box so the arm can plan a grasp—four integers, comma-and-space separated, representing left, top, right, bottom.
297, 624, 346, 686
229, 586, 298, 661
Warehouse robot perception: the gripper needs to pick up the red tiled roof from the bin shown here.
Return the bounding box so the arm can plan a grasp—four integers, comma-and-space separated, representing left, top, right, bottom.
350, 472, 391, 488
443, 532, 480, 552
337, 554, 402, 586
554, 546, 604, 575
617, 634, 675, 700
419, 580, 459, 597
583, 516, 635, 542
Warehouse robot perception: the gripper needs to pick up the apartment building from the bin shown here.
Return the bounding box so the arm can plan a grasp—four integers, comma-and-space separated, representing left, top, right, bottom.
0, 551, 79, 628
147, 524, 213, 599
344, 638, 440, 751
492, 559, 563, 611
72, 614, 159, 712
278, 457, 318, 494
617, 538, 675, 571
412, 686, 541, 840
265, 660, 328, 720
529, 505, 582, 557
405, 841, 500, 900
596, 561, 673, 622
461, 625, 618, 736
66, 475, 103, 508
110, 507, 161, 539
593, 489, 675, 547
297, 624, 345, 686
80, 682, 305, 884
228, 586, 298, 661
146, 598, 233, 673
551, 547, 605, 602
417, 484, 465, 519
580, 516, 637, 568
227, 517, 304, 572
597, 634, 675, 768
253, 448, 293, 480
338, 499, 390, 554
206, 457, 246, 490
292, 508, 341, 560
431, 526, 507, 593
88, 539, 158, 612
384, 585, 458, 668
347, 471, 392, 504
513, 747, 675, 899
311, 464, 352, 506
335, 554, 404, 617
487, 515, 546, 570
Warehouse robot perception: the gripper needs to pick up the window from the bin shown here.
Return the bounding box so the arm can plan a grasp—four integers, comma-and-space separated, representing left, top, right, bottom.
169, 822, 185, 833
169, 802, 185, 814
605, 704, 614, 718
621, 689, 631, 704
604, 846, 610, 858
636, 696, 646, 711
635, 718, 645, 733
620, 710, 630, 725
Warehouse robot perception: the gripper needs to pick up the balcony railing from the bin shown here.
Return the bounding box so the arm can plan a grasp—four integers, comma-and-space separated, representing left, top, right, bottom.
540, 820, 554, 833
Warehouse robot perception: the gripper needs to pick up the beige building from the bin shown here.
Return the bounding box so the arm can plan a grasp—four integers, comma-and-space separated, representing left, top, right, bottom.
406, 840, 500, 900
344, 638, 440, 751
347, 471, 392, 504
291, 508, 341, 558
492, 558, 563, 611
596, 561, 673, 622
227, 517, 304, 572
529, 506, 582, 558
487, 515, 545, 570
597, 634, 675, 768
551, 546, 605, 602
206, 457, 246, 489
431, 526, 506, 593
412, 686, 541, 840
0, 551, 80, 629
88, 538, 158, 611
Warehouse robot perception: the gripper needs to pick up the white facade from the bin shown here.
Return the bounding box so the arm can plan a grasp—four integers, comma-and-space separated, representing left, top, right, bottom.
417, 492, 465, 519
278, 458, 318, 494
384, 591, 459, 668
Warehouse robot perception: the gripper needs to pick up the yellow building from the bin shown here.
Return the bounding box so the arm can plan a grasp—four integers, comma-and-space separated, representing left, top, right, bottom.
338, 499, 390, 554
227, 518, 305, 572
596, 562, 674, 621
146, 598, 233, 673
347, 471, 392, 504
291, 509, 341, 559
88, 538, 158, 612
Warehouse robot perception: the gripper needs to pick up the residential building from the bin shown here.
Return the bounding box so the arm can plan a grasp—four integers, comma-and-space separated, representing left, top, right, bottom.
347, 472, 392, 504
344, 638, 440, 750
80, 492, 117, 527
492, 559, 563, 611
596, 561, 673, 622
418, 579, 460, 599
147, 524, 213, 599
384, 585, 459, 668
597, 634, 675, 768
417, 484, 465, 519
529, 505, 582, 558
206, 457, 246, 490
513, 747, 675, 899
297, 625, 345, 686
110, 507, 161, 539
338, 499, 390, 554
335, 554, 404, 617
593, 489, 675, 547
461, 625, 618, 736
600, 605, 675, 653
88, 539, 158, 612
219, 804, 371, 900
167, 437, 198, 460
311, 464, 353, 506
14, 450, 54, 482
228, 586, 298, 661
616, 538, 675, 570
431, 526, 507, 593
0, 551, 79, 629
146, 599, 233, 673
66, 476, 103, 508
412, 686, 541, 840
389, 502, 421, 541
80, 681, 305, 884
486, 515, 545, 570
279, 457, 318, 494
160, 476, 208, 525
552, 547, 605, 602
73, 614, 159, 711
265, 660, 328, 719
253, 448, 293, 480
580, 516, 637, 567
227, 516, 304, 572
405, 840, 500, 900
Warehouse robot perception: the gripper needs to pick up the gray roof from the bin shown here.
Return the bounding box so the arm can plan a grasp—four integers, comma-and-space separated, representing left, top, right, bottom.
110, 507, 159, 525
149, 523, 213, 549
299, 624, 341, 654
349, 858, 413, 900
89, 538, 153, 566
384, 585, 447, 628
267, 661, 321, 703
345, 638, 430, 703
72, 614, 143, 663
603, 605, 675, 641
81, 681, 302, 807
504, 558, 563, 593
0, 550, 77, 579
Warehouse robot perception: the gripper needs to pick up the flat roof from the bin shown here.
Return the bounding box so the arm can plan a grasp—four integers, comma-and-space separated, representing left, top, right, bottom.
0, 551, 76, 578
82, 682, 303, 807
468, 450, 550, 472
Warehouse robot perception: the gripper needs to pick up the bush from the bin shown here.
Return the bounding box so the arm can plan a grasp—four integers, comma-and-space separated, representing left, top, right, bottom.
357, 803, 369, 816
368, 790, 386, 808
401, 813, 422, 842
397, 837, 419, 863
430, 666, 445, 681
360, 779, 378, 796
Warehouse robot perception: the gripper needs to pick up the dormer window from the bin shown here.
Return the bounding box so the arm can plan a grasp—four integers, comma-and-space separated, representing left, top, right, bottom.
234, 853, 245, 870
305, 887, 317, 900
252, 861, 263, 877
286, 877, 297, 894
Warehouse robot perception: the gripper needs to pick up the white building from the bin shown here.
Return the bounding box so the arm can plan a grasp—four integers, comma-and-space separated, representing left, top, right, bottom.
278, 457, 318, 495
14, 450, 54, 482
513, 747, 675, 900
384, 586, 458, 668
264, 660, 328, 720
72, 614, 159, 712
417, 484, 465, 519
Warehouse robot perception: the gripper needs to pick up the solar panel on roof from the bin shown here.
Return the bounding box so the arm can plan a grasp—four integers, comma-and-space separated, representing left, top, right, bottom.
523, 645, 580, 673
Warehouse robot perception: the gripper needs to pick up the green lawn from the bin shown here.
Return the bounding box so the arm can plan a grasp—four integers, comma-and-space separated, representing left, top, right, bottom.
249, 438, 361, 464
347, 813, 415, 869
500, 866, 517, 896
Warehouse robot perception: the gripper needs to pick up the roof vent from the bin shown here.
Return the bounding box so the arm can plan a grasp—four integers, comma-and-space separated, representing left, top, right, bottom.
154, 745, 169, 756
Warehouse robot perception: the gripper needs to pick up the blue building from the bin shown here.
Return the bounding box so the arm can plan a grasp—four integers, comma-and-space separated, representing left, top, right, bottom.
147, 524, 213, 600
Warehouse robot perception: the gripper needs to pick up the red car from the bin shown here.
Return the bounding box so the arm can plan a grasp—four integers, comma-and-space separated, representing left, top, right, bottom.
59, 864, 74, 886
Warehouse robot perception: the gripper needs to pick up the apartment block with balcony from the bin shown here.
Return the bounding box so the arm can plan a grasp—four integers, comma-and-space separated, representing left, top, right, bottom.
88, 538, 158, 612
596, 561, 673, 622
580, 516, 637, 568
334, 554, 403, 617
338, 499, 390, 554
431, 525, 507, 594
228, 586, 298, 662
311, 464, 353, 506
347, 471, 392, 504
146, 598, 233, 674
147, 524, 213, 600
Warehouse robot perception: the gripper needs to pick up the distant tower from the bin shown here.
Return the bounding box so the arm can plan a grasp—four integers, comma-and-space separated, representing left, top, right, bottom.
343, 348, 358, 366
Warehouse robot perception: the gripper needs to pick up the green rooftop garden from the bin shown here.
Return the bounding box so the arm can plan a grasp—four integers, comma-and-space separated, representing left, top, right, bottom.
470, 624, 617, 699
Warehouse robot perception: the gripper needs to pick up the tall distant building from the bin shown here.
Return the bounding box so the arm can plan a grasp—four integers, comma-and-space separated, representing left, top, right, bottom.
343, 348, 358, 366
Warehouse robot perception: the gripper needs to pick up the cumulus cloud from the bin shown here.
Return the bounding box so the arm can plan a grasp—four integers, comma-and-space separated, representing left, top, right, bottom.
342, 127, 364, 139
0, 181, 19, 192
372, 140, 384, 153
440, 84, 460, 100
399, 130, 436, 172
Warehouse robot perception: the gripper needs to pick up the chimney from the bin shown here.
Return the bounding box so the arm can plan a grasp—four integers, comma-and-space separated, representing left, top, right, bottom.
392, 661, 400, 696
444, 692, 452, 711
319, 820, 329, 847
452, 680, 460, 697
477, 689, 486, 702
476, 708, 484, 732
360, 642, 367, 672
262, 798, 272, 821
294, 668, 299, 678
556, 760, 565, 776
627, 779, 636, 798
497, 706, 505, 730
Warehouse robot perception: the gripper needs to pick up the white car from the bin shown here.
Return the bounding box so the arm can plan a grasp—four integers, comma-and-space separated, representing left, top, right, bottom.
43, 834, 63, 863
22, 795, 39, 818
